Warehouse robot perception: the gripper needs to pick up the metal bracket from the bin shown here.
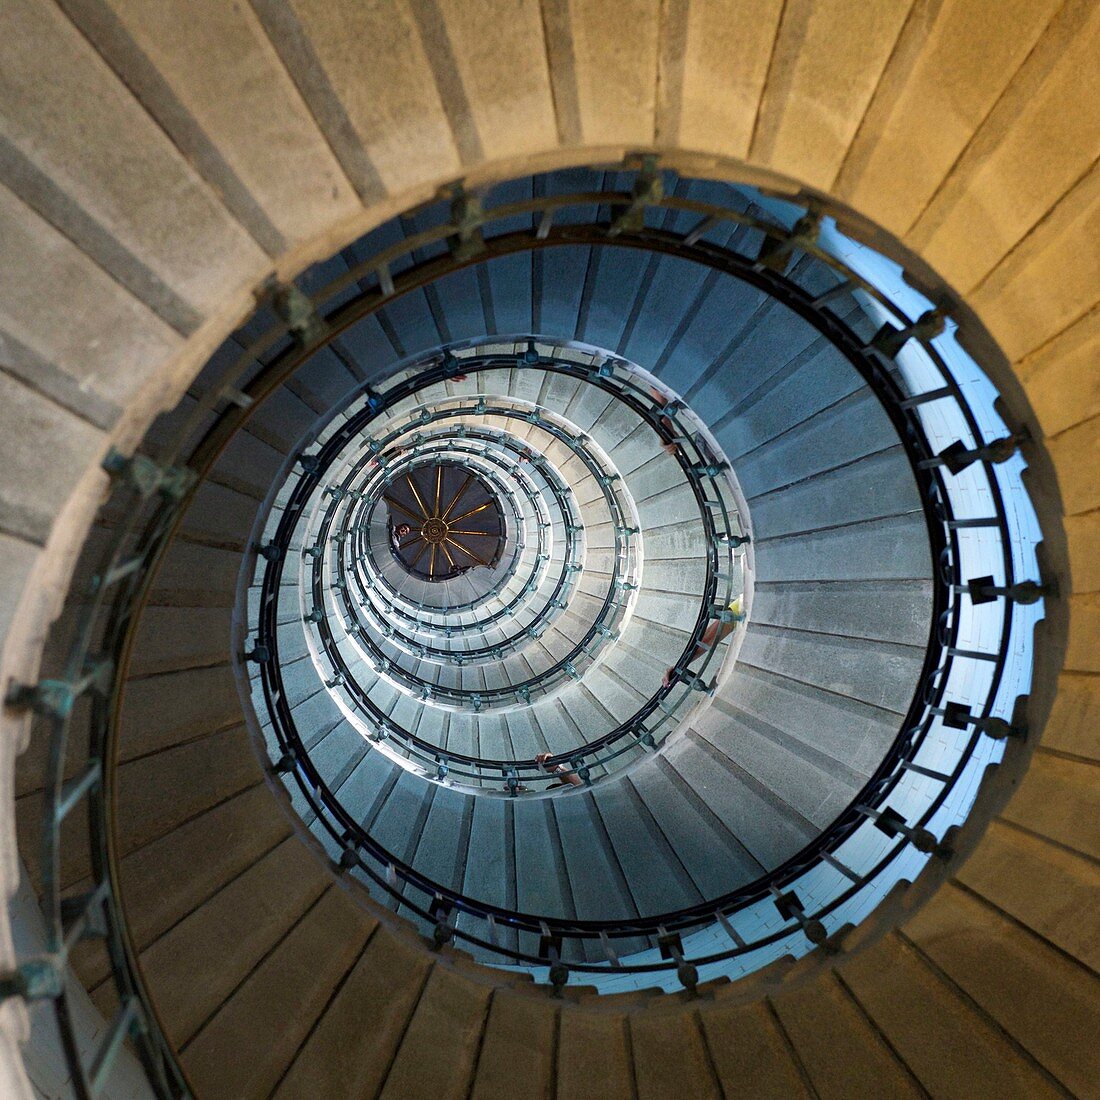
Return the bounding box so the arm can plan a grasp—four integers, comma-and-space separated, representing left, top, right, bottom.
0, 957, 63, 1002
861, 805, 951, 859
756, 209, 822, 273
608, 155, 663, 236
269, 279, 326, 345
941, 699, 1027, 741
966, 575, 1054, 606
870, 307, 946, 358
102, 448, 195, 501
447, 186, 485, 261
244, 643, 271, 664
927, 430, 1028, 474
6, 657, 113, 720
770, 886, 829, 947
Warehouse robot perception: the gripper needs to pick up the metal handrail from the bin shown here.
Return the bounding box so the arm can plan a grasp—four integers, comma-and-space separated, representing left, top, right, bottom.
2, 162, 1045, 1098
247, 186, 1034, 979
252, 351, 740, 783
305, 395, 644, 707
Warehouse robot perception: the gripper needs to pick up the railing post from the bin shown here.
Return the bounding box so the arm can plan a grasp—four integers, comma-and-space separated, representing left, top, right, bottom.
769, 886, 830, 949
447, 185, 485, 262
263, 278, 326, 345
869, 307, 946, 358
657, 929, 699, 992
965, 576, 1054, 605
941, 701, 1027, 741
858, 805, 952, 859
608, 154, 662, 236
756, 208, 822, 272
922, 430, 1027, 474
0, 957, 63, 1003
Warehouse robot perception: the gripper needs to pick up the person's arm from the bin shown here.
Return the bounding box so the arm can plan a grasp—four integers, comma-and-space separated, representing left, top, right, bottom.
536, 752, 583, 787
663, 602, 744, 686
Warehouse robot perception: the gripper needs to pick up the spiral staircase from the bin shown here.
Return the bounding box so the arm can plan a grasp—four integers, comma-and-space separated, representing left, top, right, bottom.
1, 3, 1098, 1099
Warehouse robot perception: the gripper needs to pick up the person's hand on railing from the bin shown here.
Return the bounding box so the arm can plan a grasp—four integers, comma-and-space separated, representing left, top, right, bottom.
536, 752, 583, 787
663, 597, 745, 690
645, 385, 681, 452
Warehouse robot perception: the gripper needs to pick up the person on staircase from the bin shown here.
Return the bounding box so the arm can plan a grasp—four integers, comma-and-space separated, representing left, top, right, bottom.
390, 521, 413, 551
662, 595, 745, 689
536, 752, 584, 788
649, 385, 681, 455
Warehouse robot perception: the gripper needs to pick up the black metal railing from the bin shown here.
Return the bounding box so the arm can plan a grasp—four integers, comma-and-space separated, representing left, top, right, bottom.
1, 159, 1049, 1099
323, 391, 639, 706
244, 168, 1042, 983
248, 347, 744, 786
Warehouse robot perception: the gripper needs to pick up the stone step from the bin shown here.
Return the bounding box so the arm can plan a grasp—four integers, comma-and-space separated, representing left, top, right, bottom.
738, 621, 923, 715
902, 882, 1100, 1096
839, 933, 1067, 1098
272, 930, 433, 1099
181, 885, 376, 1098
626, 758, 768, 900
770, 971, 925, 1099
697, 1000, 812, 1097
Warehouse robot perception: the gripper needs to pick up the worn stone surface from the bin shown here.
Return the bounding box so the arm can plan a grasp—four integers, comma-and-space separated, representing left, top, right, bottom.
273, 929, 433, 1099
837, 0, 1062, 236
182, 886, 375, 1098
148, 541, 243, 607
114, 724, 264, 857
699, 1000, 810, 1098
1017, 304, 1100, 438
118, 784, 291, 955
0, 536, 37, 657
1041, 673, 1100, 760
838, 933, 1065, 1098
556, 1010, 634, 1100
0, 0, 265, 329
0, 372, 104, 546
903, 883, 1100, 1097
1065, 593, 1100, 673
0, 184, 179, 427
550, 0, 660, 146
426, 0, 558, 162
126, 605, 233, 676
470, 990, 557, 1100
1047, 415, 1100, 518
771, 972, 923, 1099
378, 965, 492, 1100
668, 0, 783, 154
137, 836, 329, 1047
250, 0, 461, 197
750, 0, 912, 190
118, 663, 241, 761
1000, 752, 1100, 860
913, 2, 1100, 294
631, 1010, 720, 1100
61, 0, 360, 257
954, 821, 1100, 971
970, 158, 1100, 363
